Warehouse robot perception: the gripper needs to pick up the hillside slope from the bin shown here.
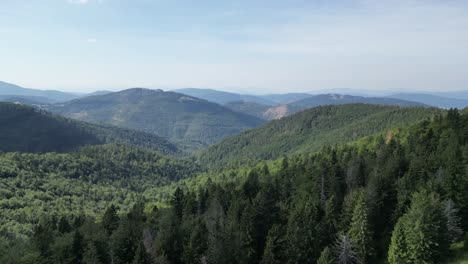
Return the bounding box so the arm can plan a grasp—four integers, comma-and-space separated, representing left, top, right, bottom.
0, 102, 179, 154
388, 93, 468, 109
46, 88, 265, 148
0, 81, 79, 102
224, 101, 271, 120
174, 88, 275, 105
226, 94, 427, 120
267, 94, 427, 119
197, 104, 441, 168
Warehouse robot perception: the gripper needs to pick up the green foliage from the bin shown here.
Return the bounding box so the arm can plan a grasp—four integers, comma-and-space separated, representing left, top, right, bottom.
317, 246, 334, 264
46, 88, 265, 149
0, 144, 198, 238
0, 106, 466, 264
0, 102, 180, 155
197, 104, 441, 168
388, 191, 450, 264
347, 191, 373, 263
225, 101, 271, 120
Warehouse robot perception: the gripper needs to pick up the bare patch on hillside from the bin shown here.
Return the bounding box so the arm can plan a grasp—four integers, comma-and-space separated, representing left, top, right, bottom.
264, 105, 289, 119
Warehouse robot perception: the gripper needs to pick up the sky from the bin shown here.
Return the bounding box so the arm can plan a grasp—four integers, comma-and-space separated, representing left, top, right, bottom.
0, 0, 468, 93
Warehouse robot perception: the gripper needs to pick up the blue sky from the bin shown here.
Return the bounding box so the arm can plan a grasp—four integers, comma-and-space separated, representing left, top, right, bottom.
0, 0, 467, 93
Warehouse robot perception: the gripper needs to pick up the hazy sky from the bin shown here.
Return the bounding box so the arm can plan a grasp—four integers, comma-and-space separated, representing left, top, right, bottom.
1, 0, 468, 93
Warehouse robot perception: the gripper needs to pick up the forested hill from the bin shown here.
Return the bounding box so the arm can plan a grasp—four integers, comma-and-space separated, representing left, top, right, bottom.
0, 102, 180, 155
223, 94, 427, 120
261, 94, 427, 119
45, 88, 266, 149
1, 108, 465, 264
0, 144, 199, 238
197, 104, 441, 168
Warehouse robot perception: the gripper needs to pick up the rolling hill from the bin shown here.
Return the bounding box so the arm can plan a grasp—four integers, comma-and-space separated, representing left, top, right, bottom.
224, 101, 272, 120
45, 88, 266, 148
173, 88, 276, 105
259, 93, 313, 104
197, 104, 441, 168
224, 94, 427, 120
0, 95, 54, 104
388, 93, 468, 109
0, 102, 179, 154
0, 81, 80, 102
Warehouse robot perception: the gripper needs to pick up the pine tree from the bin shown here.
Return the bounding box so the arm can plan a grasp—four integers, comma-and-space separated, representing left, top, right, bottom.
443, 199, 463, 243
172, 187, 186, 221
83, 242, 102, 264
334, 234, 358, 264
317, 247, 334, 264
347, 191, 372, 263
102, 205, 119, 236
261, 225, 286, 264
71, 230, 84, 264
182, 220, 208, 264
132, 240, 152, 264
388, 191, 447, 263
387, 219, 409, 264
58, 217, 72, 234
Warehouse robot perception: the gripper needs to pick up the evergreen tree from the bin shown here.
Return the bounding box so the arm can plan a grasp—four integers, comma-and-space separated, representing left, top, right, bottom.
83, 242, 102, 264
388, 191, 448, 263
102, 205, 119, 236
172, 187, 186, 221
442, 199, 463, 243
132, 240, 152, 264
334, 234, 358, 264
261, 225, 286, 264
347, 191, 373, 263
387, 219, 408, 264
58, 217, 72, 234
317, 246, 334, 264
182, 220, 208, 264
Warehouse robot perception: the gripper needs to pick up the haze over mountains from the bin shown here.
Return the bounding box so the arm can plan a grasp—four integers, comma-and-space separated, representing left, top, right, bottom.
1, 81, 467, 264
1, 80, 468, 149
44, 88, 265, 149
173, 87, 468, 111
0, 81, 80, 102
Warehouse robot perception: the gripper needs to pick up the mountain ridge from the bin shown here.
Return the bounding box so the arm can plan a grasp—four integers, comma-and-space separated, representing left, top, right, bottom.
0, 102, 180, 154
197, 104, 442, 168
45, 88, 266, 149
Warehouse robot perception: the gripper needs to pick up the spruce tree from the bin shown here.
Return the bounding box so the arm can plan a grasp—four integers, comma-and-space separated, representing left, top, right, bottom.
347, 191, 373, 263
261, 225, 286, 264
317, 246, 334, 264
102, 205, 119, 236
334, 233, 358, 264
387, 219, 409, 264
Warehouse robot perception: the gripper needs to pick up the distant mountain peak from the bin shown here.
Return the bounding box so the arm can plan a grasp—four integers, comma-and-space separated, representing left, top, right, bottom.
44, 88, 265, 149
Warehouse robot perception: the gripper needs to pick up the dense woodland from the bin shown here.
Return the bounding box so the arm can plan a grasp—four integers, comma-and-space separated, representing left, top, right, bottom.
0, 103, 180, 155
197, 104, 441, 169
44, 88, 265, 149
0, 106, 466, 263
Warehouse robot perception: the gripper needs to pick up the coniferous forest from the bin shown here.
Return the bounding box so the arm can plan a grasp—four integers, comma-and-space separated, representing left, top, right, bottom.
2, 1, 468, 262
0, 103, 467, 263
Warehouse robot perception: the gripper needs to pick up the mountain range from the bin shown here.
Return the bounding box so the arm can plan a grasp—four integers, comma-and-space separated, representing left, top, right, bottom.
174, 87, 468, 110
44, 88, 265, 149
0, 84, 466, 264
226, 94, 426, 120
388, 93, 468, 109
0, 81, 80, 102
